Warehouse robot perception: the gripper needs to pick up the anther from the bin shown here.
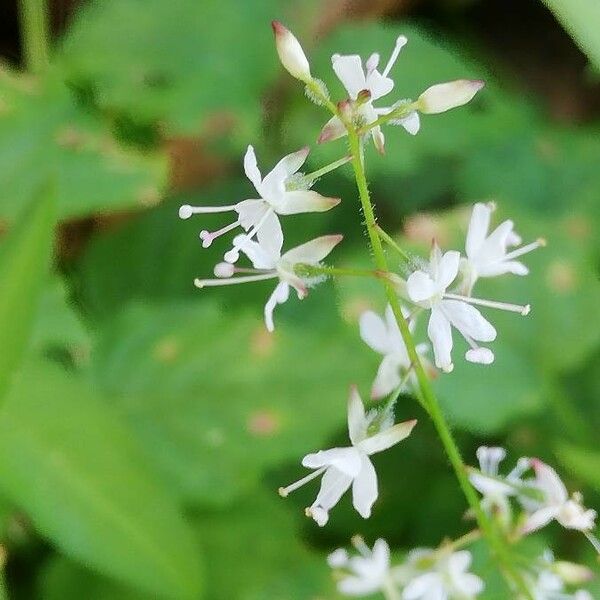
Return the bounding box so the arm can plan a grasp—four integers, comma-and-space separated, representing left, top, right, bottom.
179, 205, 194, 219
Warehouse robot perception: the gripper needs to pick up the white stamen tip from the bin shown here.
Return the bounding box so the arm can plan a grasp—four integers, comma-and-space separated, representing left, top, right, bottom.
224, 249, 239, 264
193, 278, 205, 289
199, 230, 213, 248
396, 35, 408, 48
486, 201, 497, 212
214, 262, 235, 278
304, 507, 312, 517
278, 487, 289, 498
537, 237, 547, 247
179, 205, 193, 219
521, 304, 531, 316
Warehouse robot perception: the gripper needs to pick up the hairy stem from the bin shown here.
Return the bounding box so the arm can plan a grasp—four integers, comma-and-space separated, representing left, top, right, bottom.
346, 127, 532, 599
295, 264, 383, 279
18, 0, 50, 73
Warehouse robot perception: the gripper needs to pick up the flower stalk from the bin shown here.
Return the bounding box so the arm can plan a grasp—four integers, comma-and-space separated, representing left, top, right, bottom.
18, 0, 50, 74
345, 125, 534, 599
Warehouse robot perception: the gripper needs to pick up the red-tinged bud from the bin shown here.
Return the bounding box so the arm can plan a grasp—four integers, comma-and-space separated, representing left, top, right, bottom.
271, 21, 311, 82
418, 79, 484, 114
356, 88, 372, 107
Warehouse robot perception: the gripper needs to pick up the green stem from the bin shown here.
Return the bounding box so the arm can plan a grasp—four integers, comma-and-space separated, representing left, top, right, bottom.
356, 102, 418, 136
18, 0, 50, 74
302, 155, 352, 185
295, 264, 382, 279
376, 225, 413, 264
305, 79, 338, 114
346, 127, 532, 599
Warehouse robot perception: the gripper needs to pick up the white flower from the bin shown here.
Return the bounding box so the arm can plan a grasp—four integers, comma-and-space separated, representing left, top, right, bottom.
329, 537, 398, 597
279, 386, 417, 526
521, 459, 597, 534
271, 21, 312, 82
406, 243, 530, 372
399, 548, 484, 600
318, 35, 419, 153
179, 145, 339, 262
359, 304, 430, 399
417, 80, 484, 114
469, 446, 530, 524
460, 202, 545, 294
195, 233, 343, 331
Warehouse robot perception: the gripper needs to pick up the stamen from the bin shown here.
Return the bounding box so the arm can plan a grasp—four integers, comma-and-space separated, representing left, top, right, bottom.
443, 293, 530, 315
224, 248, 240, 264
584, 531, 600, 555
278, 467, 327, 497
351, 535, 371, 557
503, 238, 546, 261
382, 35, 408, 78
199, 220, 240, 248
178, 203, 237, 219
224, 207, 275, 263
194, 272, 277, 288
213, 262, 235, 278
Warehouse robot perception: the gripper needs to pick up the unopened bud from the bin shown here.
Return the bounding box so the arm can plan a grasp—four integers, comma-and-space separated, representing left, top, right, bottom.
554, 561, 594, 585
418, 79, 484, 114
271, 21, 311, 83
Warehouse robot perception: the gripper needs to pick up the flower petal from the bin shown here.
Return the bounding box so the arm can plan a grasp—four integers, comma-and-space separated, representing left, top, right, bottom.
465, 347, 494, 364
332, 54, 367, 98
435, 250, 461, 290
302, 447, 363, 477
441, 299, 497, 342
235, 199, 268, 230
407, 271, 437, 303
311, 467, 353, 515
277, 190, 340, 215
347, 385, 367, 446
371, 354, 403, 400
521, 506, 559, 534
466, 202, 491, 258
264, 281, 289, 332
359, 310, 391, 355
531, 459, 569, 505
366, 70, 394, 100
338, 575, 381, 596
233, 234, 278, 269
396, 110, 420, 135
282, 234, 343, 264
359, 419, 417, 455
352, 454, 378, 518
243, 145, 262, 193
318, 115, 347, 144
428, 307, 454, 372
256, 211, 283, 260
261, 146, 309, 194
371, 126, 386, 155
403, 572, 444, 600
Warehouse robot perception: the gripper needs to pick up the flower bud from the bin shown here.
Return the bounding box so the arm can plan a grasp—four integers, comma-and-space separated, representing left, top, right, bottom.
418, 79, 484, 114
271, 21, 311, 82
553, 561, 594, 585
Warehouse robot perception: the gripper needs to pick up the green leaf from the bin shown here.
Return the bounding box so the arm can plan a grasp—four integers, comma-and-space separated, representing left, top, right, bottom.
542, 0, 600, 71
58, 0, 286, 141
0, 69, 166, 222
87, 300, 374, 506
0, 361, 203, 599
0, 186, 55, 400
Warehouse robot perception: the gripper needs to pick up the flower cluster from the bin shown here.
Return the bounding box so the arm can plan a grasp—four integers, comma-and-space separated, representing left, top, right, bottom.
179, 19, 598, 600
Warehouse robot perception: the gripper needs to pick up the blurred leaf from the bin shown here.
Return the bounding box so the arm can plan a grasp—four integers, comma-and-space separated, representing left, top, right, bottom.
194, 486, 333, 599
0, 186, 55, 400
0, 360, 203, 599
555, 443, 600, 493
0, 68, 166, 222
40, 557, 149, 600
542, 0, 600, 71
87, 300, 374, 506
31, 277, 90, 358
58, 0, 290, 143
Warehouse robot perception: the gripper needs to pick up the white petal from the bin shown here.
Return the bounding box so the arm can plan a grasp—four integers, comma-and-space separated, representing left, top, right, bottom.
371, 354, 403, 400
264, 281, 289, 332
332, 54, 367, 98
243, 145, 262, 193
313, 467, 353, 511
359, 310, 391, 355
338, 575, 381, 596
318, 115, 347, 144
371, 126, 386, 154
395, 111, 420, 135
308, 505, 329, 526
407, 271, 437, 303
277, 190, 340, 215
435, 250, 461, 290
532, 459, 569, 505
372, 539, 391, 571
302, 447, 363, 477
469, 472, 514, 497
441, 299, 496, 342
233, 234, 278, 269
235, 199, 268, 230
352, 454, 378, 518
465, 347, 494, 364
403, 572, 444, 600
521, 506, 559, 533
282, 234, 343, 264
447, 550, 471, 574
359, 419, 417, 455
428, 307, 453, 372
465, 202, 491, 259
366, 70, 394, 100
454, 572, 484, 596
418, 79, 484, 114
261, 147, 309, 195
347, 386, 367, 446
256, 211, 284, 260
327, 548, 349, 568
